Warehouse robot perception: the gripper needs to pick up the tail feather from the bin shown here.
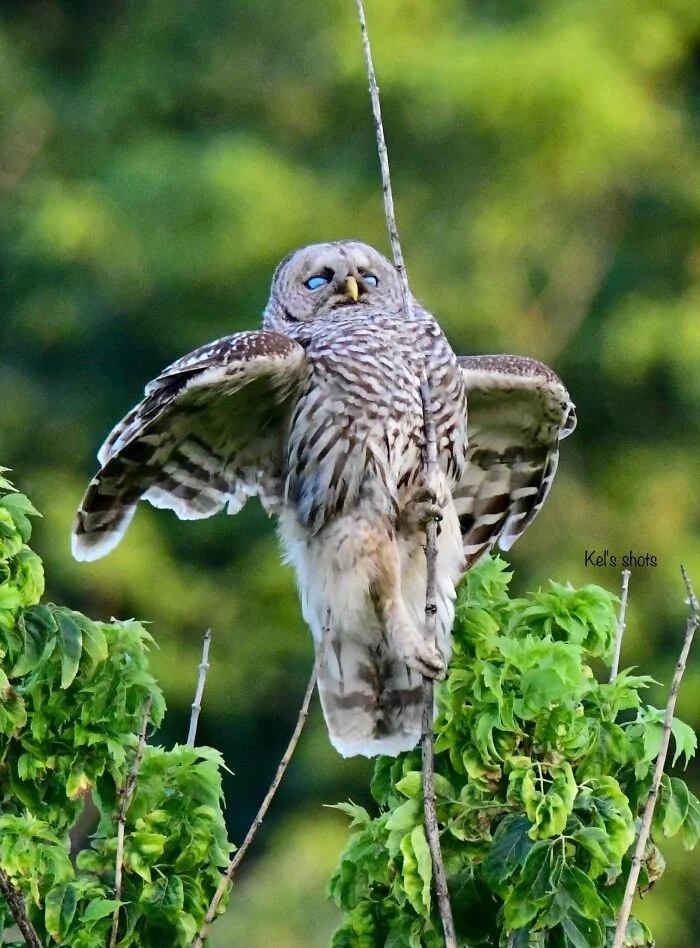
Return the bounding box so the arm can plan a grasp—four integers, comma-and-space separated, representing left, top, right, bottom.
317, 637, 424, 758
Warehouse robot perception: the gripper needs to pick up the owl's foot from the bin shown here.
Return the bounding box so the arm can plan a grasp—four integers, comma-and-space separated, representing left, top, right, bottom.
369, 526, 447, 680
400, 486, 445, 533
391, 617, 447, 680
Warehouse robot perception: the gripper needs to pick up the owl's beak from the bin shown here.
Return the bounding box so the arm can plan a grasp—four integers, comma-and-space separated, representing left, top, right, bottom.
343, 276, 360, 302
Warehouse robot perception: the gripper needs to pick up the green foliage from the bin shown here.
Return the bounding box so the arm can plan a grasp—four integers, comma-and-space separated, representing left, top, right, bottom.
329, 558, 699, 947
0, 470, 233, 946
2, 3, 700, 941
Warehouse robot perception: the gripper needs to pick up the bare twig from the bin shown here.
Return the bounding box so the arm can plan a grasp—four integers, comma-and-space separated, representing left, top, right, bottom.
354, 1, 456, 942
610, 570, 631, 682
187, 629, 212, 747
109, 696, 153, 948
192, 616, 329, 948
0, 868, 42, 948
419, 375, 457, 948
612, 567, 700, 948
354, 0, 412, 319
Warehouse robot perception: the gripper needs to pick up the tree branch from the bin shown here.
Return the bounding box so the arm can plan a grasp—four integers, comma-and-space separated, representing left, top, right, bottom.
419, 375, 458, 948
354, 1, 456, 942
0, 867, 41, 948
192, 617, 328, 948
353, 0, 412, 318
187, 629, 212, 747
609, 569, 631, 682
612, 567, 699, 948
109, 695, 153, 948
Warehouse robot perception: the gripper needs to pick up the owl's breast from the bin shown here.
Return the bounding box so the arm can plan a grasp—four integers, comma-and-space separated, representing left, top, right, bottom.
284, 310, 466, 531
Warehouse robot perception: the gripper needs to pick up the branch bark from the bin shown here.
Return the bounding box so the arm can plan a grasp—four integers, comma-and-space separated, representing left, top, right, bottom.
611, 567, 699, 948
192, 617, 328, 948
419, 375, 458, 948
187, 629, 212, 747
353, 0, 412, 318
354, 2, 456, 942
109, 695, 153, 948
609, 569, 631, 682
0, 867, 42, 948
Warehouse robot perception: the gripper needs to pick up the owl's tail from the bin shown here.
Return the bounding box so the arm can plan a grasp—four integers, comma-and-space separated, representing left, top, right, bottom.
316, 637, 424, 758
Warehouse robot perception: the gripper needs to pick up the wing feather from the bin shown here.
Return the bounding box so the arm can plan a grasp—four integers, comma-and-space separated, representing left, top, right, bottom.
454, 355, 576, 569
73, 331, 307, 561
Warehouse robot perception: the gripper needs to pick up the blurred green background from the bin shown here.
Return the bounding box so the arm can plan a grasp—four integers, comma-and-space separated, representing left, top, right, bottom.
1, 0, 699, 944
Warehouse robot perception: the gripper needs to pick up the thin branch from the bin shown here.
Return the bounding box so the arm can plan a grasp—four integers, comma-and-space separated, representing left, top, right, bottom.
354, 0, 412, 318
192, 616, 329, 948
187, 629, 212, 747
355, 1, 456, 941
109, 695, 153, 948
609, 569, 631, 682
612, 567, 700, 948
0, 868, 42, 948
419, 376, 458, 948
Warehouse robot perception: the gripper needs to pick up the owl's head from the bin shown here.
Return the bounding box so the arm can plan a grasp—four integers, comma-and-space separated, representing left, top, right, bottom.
262, 240, 404, 333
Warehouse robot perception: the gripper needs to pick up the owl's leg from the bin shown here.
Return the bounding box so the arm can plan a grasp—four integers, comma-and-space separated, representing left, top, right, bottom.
370, 530, 446, 680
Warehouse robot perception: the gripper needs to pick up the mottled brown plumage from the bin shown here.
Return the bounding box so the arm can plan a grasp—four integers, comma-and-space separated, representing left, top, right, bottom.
73, 241, 575, 757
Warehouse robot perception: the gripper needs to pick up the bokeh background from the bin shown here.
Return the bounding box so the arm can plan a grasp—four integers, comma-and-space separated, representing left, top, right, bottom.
1, 0, 699, 944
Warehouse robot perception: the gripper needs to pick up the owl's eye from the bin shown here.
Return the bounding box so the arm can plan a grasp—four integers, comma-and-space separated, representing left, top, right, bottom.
364, 274, 379, 287
304, 274, 330, 291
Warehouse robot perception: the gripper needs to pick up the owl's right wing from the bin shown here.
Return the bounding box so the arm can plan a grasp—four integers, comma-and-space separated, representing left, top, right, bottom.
453, 355, 576, 570
72, 331, 308, 562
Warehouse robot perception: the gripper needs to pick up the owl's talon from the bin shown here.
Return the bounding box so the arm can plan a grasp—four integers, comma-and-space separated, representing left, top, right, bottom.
391, 620, 447, 680
404, 640, 447, 681
401, 486, 445, 533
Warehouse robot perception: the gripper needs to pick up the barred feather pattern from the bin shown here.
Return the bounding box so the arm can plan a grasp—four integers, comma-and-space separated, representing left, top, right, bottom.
73, 241, 576, 758
276, 301, 467, 757
453, 355, 577, 569
72, 332, 307, 562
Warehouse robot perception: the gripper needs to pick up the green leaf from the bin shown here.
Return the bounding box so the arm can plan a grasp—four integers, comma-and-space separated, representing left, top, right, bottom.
12, 605, 58, 677
653, 776, 689, 838
558, 865, 606, 920
680, 791, 700, 850
482, 814, 533, 890
45, 883, 78, 940
330, 802, 372, 827
54, 608, 83, 688
395, 771, 422, 799
13, 550, 44, 606
0, 493, 41, 542
66, 771, 94, 800
400, 826, 432, 918
503, 841, 561, 929
140, 875, 184, 922
572, 827, 611, 878
386, 798, 421, 833
83, 898, 122, 922
131, 832, 167, 858
560, 912, 607, 948
670, 717, 697, 767
79, 619, 109, 669
432, 773, 455, 800
623, 916, 655, 946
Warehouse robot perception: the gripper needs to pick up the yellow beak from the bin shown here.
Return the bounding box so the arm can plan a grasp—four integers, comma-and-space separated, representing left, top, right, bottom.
344, 276, 359, 302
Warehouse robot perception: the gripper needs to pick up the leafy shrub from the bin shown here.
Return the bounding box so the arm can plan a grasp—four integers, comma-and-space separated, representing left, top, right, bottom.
329, 558, 699, 948
0, 469, 233, 946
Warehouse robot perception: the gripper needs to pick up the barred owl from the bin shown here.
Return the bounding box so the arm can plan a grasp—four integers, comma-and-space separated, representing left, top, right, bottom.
72, 241, 576, 758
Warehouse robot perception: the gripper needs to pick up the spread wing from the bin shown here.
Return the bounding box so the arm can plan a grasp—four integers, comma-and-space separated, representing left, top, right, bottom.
453, 355, 576, 570
72, 331, 307, 562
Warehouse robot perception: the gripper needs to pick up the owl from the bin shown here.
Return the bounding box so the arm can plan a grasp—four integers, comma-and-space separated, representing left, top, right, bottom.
72, 241, 576, 758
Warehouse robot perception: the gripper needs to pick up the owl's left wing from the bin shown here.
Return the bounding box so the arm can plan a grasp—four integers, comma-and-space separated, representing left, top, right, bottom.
72, 331, 308, 562
453, 355, 576, 570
